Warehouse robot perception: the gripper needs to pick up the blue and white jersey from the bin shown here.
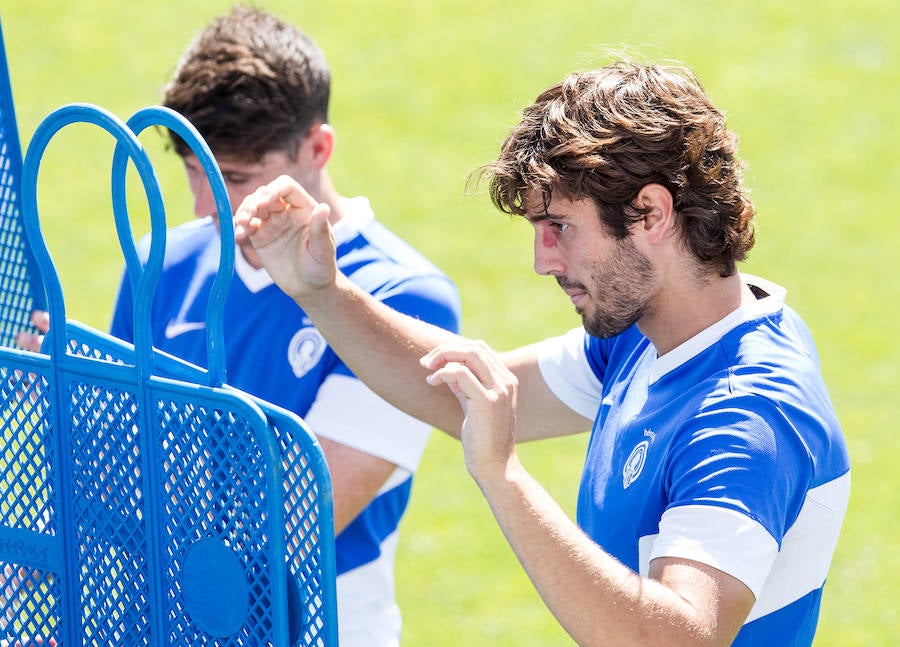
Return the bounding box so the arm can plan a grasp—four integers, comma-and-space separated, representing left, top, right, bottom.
537, 275, 849, 646
110, 197, 462, 647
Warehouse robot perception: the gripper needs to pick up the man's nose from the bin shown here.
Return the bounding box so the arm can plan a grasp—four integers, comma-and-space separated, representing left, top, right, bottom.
192, 178, 216, 218
533, 228, 564, 277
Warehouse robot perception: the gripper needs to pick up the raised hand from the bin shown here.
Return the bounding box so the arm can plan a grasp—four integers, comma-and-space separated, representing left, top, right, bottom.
233, 175, 335, 300
14, 310, 49, 353
421, 340, 519, 483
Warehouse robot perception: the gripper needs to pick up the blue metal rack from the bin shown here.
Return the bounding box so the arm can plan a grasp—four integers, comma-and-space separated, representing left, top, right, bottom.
0, 20, 338, 646
0, 17, 45, 349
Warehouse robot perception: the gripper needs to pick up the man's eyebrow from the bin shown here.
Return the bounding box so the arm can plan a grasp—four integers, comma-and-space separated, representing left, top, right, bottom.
523, 211, 565, 223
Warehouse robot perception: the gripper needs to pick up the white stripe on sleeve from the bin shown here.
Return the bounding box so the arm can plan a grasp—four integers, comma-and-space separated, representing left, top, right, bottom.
537, 327, 603, 420
305, 374, 432, 473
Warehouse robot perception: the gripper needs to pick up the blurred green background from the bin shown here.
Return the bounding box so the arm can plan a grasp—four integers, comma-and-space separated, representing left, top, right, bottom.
2, 0, 897, 644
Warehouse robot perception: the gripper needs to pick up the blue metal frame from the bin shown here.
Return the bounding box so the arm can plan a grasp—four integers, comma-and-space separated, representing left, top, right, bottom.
0, 16, 46, 348
0, 32, 337, 645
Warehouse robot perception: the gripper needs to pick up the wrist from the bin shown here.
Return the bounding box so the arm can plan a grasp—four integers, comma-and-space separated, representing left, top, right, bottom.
289, 269, 344, 305
469, 452, 526, 495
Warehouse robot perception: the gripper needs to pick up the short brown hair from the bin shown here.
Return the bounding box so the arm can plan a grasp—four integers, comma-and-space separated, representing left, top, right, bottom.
483, 59, 756, 277
163, 5, 330, 162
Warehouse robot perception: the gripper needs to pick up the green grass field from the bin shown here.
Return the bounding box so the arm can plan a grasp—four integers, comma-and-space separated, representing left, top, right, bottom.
3, 0, 898, 644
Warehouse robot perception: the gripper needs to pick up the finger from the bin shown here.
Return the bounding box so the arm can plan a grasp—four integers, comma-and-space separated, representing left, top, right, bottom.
310, 202, 332, 230
425, 361, 488, 403
420, 339, 489, 370
306, 203, 333, 254
259, 174, 317, 212
233, 187, 267, 239
236, 178, 323, 243
421, 342, 508, 389
233, 210, 251, 242
234, 177, 301, 227
15, 331, 43, 353
30, 310, 49, 333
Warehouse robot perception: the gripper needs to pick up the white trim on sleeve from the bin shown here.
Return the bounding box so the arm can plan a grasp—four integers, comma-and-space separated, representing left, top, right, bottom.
536, 327, 603, 420
304, 374, 432, 473
645, 504, 779, 599
745, 472, 850, 621
641, 472, 850, 620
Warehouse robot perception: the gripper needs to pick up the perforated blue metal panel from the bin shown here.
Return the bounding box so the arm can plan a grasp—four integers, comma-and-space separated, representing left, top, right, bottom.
0, 35, 338, 645
0, 18, 44, 349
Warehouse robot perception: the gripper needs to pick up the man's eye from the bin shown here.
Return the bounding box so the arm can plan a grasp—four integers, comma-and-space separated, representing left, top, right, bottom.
552, 222, 569, 233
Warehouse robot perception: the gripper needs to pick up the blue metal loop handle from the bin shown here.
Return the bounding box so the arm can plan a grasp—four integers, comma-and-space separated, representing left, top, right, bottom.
20, 103, 166, 366
114, 105, 233, 387
20, 103, 232, 387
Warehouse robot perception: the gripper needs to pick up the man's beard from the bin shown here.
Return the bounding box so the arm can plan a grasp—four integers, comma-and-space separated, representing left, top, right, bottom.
560, 237, 655, 338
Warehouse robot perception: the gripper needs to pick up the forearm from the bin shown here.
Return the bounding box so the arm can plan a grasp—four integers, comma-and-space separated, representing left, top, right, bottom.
499, 345, 593, 441
298, 273, 466, 436
316, 436, 397, 534
475, 458, 739, 646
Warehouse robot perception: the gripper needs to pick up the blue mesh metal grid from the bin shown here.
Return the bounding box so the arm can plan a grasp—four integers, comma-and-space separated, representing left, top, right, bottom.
0, 18, 44, 350
0, 60, 338, 646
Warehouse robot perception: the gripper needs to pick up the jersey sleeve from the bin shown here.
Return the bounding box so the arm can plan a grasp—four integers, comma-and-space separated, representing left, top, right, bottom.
650, 395, 815, 597
329, 274, 462, 382
305, 374, 432, 473
536, 327, 604, 420
316, 273, 461, 468
379, 275, 461, 335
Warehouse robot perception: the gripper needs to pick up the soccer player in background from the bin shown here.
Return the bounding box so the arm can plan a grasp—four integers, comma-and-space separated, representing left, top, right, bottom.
21, 7, 461, 646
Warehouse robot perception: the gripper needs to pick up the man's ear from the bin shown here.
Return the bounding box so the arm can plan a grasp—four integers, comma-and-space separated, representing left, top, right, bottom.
302, 122, 335, 170
633, 183, 675, 243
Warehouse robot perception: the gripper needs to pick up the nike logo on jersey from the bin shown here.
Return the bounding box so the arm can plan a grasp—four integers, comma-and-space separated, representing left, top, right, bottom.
164, 320, 206, 339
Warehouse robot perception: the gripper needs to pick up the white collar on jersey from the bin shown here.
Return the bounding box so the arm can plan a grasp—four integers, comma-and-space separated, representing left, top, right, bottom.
234, 196, 376, 294
648, 273, 787, 384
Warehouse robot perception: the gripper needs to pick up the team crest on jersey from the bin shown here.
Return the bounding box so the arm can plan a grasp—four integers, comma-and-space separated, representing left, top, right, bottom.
287, 327, 327, 378
623, 440, 650, 489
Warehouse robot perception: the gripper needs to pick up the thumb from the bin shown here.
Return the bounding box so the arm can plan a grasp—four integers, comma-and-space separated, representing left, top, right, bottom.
307, 203, 335, 259
310, 202, 331, 233
31, 310, 50, 333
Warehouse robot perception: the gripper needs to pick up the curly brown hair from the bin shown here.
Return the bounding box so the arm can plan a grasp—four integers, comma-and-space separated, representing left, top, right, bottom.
162, 5, 330, 163
482, 60, 756, 277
